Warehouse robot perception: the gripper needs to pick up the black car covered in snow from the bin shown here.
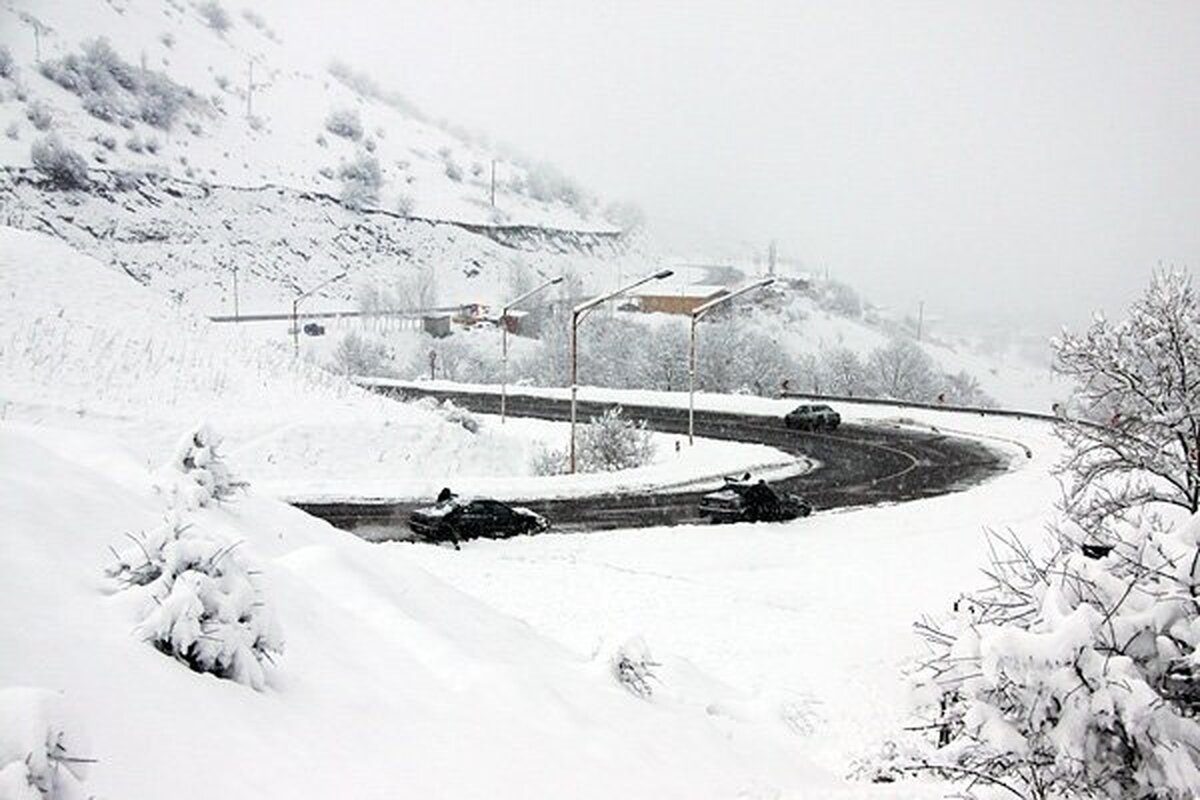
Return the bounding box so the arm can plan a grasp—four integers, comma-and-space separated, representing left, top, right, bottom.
783, 403, 841, 431
698, 475, 813, 524
408, 490, 549, 548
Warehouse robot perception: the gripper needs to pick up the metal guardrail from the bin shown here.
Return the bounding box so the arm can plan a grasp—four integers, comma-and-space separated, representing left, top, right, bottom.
779, 391, 1064, 424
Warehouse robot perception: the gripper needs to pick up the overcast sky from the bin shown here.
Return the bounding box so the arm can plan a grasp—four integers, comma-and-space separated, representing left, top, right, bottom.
267, 0, 1200, 335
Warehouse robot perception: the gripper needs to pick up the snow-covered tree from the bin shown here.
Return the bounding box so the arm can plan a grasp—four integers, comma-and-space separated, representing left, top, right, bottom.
907, 521, 1200, 799
157, 424, 242, 509
0, 688, 92, 799
1053, 269, 1200, 539
816, 346, 868, 396
330, 330, 390, 378
106, 518, 283, 690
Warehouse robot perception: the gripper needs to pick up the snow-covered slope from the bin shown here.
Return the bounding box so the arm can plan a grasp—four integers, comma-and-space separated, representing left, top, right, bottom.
0, 0, 608, 229
0, 419, 839, 798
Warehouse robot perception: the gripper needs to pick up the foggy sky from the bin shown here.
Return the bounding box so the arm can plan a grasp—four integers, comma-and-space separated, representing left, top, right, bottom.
264, 0, 1200, 336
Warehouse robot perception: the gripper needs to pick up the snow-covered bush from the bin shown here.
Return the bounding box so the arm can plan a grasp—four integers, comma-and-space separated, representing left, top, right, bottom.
578, 407, 655, 472
198, 0, 232, 32
534, 407, 655, 475
325, 108, 363, 140
443, 160, 463, 182
157, 424, 242, 509
907, 522, 1200, 799
25, 100, 53, 131
338, 153, 382, 209
106, 518, 283, 690
394, 193, 415, 216
329, 330, 390, 377
0, 688, 92, 799
5, 122, 19, 140
40, 38, 192, 130
30, 135, 89, 189
0, 46, 14, 80
606, 637, 660, 699
440, 399, 479, 434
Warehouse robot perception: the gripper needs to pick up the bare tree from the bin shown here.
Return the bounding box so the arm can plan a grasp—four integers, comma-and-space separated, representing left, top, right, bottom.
867, 336, 936, 401
816, 346, 868, 395
1054, 269, 1200, 536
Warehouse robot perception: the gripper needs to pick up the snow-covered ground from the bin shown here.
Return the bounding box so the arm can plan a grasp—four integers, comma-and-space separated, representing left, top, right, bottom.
1, 225, 1064, 796
395, 402, 1063, 783
0, 0, 608, 229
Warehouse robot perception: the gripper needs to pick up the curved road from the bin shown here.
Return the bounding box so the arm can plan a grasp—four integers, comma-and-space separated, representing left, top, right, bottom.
292, 386, 1008, 537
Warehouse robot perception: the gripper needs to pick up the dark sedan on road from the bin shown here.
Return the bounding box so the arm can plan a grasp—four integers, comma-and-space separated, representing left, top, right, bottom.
784, 403, 841, 431
698, 476, 813, 524
408, 492, 549, 548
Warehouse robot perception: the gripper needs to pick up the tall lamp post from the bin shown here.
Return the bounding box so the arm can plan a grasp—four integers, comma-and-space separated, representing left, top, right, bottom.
569, 268, 674, 473
293, 272, 347, 357
500, 275, 564, 424
688, 278, 775, 445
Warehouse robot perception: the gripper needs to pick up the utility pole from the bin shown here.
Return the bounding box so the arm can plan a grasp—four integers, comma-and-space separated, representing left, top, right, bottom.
232, 264, 240, 322
917, 300, 925, 342
768, 240, 776, 276
490, 159, 496, 207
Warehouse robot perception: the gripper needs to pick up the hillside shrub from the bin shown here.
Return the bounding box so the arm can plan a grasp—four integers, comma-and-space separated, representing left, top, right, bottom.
25, 99, 52, 131
0, 45, 14, 80
40, 38, 193, 130
338, 153, 382, 209
325, 108, 363, 140
198, 0, 231, 32
30, 135, 89, 189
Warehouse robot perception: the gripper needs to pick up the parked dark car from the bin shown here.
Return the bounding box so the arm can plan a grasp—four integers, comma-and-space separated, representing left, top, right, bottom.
698, 476, 813, 524
302, 322, 326, 336
784, 403, 841, 431
408, 491, 549, 548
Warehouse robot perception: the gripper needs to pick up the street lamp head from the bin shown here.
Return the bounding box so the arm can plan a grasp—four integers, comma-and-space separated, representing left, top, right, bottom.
550, 275, 565, 285
653, 269, 674, 280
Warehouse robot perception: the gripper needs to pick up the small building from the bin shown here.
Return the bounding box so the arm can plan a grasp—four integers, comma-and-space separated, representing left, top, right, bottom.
631, 284, 730, 316
422, 314, 451, 338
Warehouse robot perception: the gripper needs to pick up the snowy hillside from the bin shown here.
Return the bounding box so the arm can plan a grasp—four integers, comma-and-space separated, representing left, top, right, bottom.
0, 0, 611, 229
0, 420, 839, 798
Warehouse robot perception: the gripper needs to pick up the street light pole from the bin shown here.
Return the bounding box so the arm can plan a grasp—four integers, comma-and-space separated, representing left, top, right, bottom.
500, 275, 564, 424
569, 268, 674, 473
292, 272, 347, 358
688, 278, 775, 445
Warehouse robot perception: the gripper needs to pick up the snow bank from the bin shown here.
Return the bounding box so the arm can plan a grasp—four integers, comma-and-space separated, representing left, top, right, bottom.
0, 420, 839, 797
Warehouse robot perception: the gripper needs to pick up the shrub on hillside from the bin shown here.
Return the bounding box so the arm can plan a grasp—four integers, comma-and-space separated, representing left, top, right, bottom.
338, 153, 382, 209
443, 160, 463, 182
394, 193, 415, 216
0, 688, 92, 798
4, 121, 18, 140
30, 135, 89, 189
198, 0, 232, 32
40, 38, 193, 130
0, 45, 14, 80
25, 99, 53, 131
325, 108, 363, 140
